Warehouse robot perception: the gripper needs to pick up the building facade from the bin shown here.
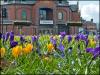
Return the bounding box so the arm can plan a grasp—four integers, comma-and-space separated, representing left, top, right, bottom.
0, 0, 82, 35
82, 19, 97, 33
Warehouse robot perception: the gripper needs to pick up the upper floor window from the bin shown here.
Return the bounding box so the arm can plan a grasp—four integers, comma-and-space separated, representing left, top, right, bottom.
21, 10, 27, 20
4, 0, 8, 2
2, 8, 8, 18
40, 9, 46, 20
58, 12, 63, 20
21, 0, 26, 1
58, 0, 63, 3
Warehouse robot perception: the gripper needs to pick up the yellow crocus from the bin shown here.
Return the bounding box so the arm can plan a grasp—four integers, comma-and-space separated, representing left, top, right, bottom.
12, 46, 22, 58
23, 43, 33, 54
0, 47, 5, 58
89, 39, 96, 47
47, 43, 54, 52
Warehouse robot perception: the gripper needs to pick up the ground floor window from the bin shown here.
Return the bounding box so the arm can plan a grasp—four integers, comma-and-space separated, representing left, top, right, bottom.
39, 29, 52, 34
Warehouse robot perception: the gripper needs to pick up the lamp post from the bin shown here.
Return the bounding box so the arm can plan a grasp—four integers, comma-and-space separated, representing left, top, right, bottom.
1, 4, 3, 33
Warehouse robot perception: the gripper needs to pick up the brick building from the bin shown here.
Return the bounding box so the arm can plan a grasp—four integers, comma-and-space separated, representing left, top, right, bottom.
0, 0, 82, 35
82, 19, 97, 33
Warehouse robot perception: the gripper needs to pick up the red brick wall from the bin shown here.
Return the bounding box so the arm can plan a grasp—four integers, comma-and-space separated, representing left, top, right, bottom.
2, 1, 81, 35
33, 1, 56, 25
57, 7, 70, 22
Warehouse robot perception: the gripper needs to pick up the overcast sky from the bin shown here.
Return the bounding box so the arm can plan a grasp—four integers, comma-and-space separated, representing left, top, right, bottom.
69, 1, 99, 23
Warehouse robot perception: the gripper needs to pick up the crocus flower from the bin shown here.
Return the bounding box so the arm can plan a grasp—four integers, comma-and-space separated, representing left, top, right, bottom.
10, 32, 14, 42
95, 35, 100, 41
2, 34, 5, 43
47, 43, 54, 52
32, 36, 37, 42
85, 39, 89, 48
5, 32, 10, 41
20, 35, 25, 43
60, 31, 66, 38
68, 35, 72, 43
86, 48, 94, 53
50, 36, 57, 50
75, 34, 80, 41
0, 47, 6, 58
92, 46, 100, 59
86, 46, 100, 59
50, 36, 56, 45
57, 43, 64, 52
10, 41, 18, 48
12, 46, 22, 58
85, 34, 88, 39
60, 35, 63, 42
23, 43, 33, 54
89, 39, 96, 47
0, 32, 2, 40
80, 34, 87, 41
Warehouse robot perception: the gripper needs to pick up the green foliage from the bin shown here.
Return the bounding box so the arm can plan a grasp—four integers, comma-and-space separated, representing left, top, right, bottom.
0, 35, 99, 74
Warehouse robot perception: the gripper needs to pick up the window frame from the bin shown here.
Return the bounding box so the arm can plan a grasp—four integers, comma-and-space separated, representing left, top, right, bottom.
58, 12, 63, 20
21, 9, 27, 20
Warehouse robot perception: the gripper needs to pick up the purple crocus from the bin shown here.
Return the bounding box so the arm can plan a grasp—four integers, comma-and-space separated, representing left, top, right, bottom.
10, 31, 14, 42
80, 34, 87, 41
20, 35, 25, 43
86, 46, 100, 59
5, 32, 10, 41
0, 32, 2, 40
32, 36, 37, 43
60, 31, 66, 38
57, 43, 64, 52
95, 35, 100, 41
50, 36, 56, 45
85, 34, 88, 39
68, 35, 72, 43
75, 34, 80, 41
2, 34, 5, 44
50, 36, 57, 50
93, 46, 100, 59
60, 35, 64, 42
2, 34, 5, 40
86, 48, 94, 53
10, 41, 18, 48
85, 39, 89, 48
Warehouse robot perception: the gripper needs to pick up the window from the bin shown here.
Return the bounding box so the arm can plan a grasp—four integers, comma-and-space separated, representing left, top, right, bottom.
2, 8, 8, 18
4, 0, 8, 2
40, 9, 46, 20
21, 10, 27, 20
58, 12, 63, 20
21, 0, 26, 1
58, 0, 63, 3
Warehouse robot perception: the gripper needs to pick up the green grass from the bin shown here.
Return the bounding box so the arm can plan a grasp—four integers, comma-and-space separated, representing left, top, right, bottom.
0, 35, 99, 74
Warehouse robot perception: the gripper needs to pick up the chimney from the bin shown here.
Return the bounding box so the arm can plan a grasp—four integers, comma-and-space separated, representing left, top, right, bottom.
91, 18, 93, 22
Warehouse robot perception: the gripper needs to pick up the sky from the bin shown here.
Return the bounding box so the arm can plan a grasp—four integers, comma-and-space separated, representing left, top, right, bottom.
69, 1, 99, 23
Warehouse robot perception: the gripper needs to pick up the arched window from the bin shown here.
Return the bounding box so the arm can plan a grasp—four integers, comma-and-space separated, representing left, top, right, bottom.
21, 10, 27, 20
58, 12, 63, 20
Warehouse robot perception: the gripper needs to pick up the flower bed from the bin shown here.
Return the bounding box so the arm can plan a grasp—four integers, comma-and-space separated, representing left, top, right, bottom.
0, 32, 100, 74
